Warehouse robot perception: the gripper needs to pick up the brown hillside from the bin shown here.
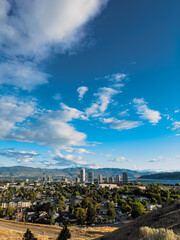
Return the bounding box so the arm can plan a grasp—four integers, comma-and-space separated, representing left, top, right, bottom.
96, 201, 180, 240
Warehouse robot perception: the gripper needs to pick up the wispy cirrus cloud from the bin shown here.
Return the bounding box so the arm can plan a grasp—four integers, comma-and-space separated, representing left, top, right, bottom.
64, 147, 93, 154
86, 87, 119, 117
77, 86, 88, 101
53, 93, 61, 101
109, 156, 126, 162
133, 98, 161, 124
102, 117, 142, 131
148, 156, 162, 163
0, 149, 39, 163
172, 121, 180, 130
53, 149, 96, 167
0, 60, 49, 91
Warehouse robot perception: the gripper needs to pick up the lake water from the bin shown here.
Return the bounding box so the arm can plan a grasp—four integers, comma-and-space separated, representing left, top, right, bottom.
137, 179, 180, 185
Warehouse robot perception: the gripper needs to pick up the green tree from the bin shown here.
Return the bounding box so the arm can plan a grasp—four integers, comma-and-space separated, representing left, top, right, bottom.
86, 206, 96, 225
0, 206, 4, 217
118, 199, 126, 208
7, 206, 15, 218
131, 202, 144, 219
57, 200, 65, 212
23, 228, 37, 240
107, 207, 116, 218
75, 207, 86, 225
57, 224, 71, 240
124, 204, 132, 212
50, 216, 55, 225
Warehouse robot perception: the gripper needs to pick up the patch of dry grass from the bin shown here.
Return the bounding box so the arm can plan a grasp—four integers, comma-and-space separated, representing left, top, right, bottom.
85, 226, 118, 233
140, 227, 180, 240
0, 226, 50, 240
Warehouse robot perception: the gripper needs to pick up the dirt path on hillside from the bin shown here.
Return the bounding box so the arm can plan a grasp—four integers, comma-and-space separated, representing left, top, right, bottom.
0, 219, 96, 239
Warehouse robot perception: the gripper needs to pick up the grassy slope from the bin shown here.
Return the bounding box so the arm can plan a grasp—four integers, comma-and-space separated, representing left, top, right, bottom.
96, 201, 180, 240
0, 226, 49, 240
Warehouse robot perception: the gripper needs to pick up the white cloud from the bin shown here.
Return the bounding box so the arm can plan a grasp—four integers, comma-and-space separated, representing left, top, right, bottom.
102, 117, 142, 131
133, 98, 161, 124
118, 109, 129, 117
0, 60, 49, 91
64, 147, 92, 154
0, 0, 109, 90
174, 110, 179, 113
86, 87, 119, 117
109, 156, 126, 162
148, 156, 162, 163
0, 95, 87, 149
0, 0, 109, 58
0, 95, 36, 137
53, 93, 61, 101
105, 73, 126, 89
172, 121, 180, 130
0, 149, 39, 162
77, 86, 88, 101
8, 110, 86, 149
105, 73, 127, 82
61, 103, 87, 120
53, 149, 95, 167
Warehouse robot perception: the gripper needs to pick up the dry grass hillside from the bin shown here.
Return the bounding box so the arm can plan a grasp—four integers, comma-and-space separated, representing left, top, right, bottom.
96, 201, 180, 240
0, 226, 49, 240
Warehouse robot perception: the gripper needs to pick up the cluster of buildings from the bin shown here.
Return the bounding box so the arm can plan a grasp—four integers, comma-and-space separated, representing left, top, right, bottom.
75, 168, 128, 186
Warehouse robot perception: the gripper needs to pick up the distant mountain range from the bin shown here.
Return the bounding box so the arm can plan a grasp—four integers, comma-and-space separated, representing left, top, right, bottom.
0, 166, 152, 180
139, 172, 180, 180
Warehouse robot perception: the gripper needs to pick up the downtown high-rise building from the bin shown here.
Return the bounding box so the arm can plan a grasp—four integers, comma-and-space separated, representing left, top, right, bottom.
80, 168, 85, 183
98, 174, 103, 184
115, 174, 121, 183
88, 171, 94, 184
123, 172, 128, 184
109, 177, 114, 183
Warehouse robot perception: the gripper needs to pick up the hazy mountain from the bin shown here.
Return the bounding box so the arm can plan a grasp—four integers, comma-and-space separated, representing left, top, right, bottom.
0, 166, 152, 180
139, 172, 180, 180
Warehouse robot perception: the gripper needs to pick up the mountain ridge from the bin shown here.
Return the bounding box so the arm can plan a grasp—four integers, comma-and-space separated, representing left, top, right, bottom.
0, 166, 151, 180
139, 172, 180, 180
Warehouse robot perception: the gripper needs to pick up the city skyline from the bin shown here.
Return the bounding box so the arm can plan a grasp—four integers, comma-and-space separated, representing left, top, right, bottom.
0, 0, 180, 171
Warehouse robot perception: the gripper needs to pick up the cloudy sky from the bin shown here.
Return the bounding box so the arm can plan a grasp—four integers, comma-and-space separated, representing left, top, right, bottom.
0, 0, 180, 171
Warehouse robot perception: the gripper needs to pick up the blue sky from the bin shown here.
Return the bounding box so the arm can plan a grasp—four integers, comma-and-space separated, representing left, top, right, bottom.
0, 0, 180, 171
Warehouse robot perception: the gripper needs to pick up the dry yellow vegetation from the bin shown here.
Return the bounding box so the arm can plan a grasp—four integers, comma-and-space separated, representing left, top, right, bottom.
140, 227, 180, 240
0, 226, 49, 240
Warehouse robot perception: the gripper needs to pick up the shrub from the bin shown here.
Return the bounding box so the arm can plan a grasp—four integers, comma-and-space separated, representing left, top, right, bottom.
140, 226, 180, 240
57, 224, 71, 240
22, 228, 37, 240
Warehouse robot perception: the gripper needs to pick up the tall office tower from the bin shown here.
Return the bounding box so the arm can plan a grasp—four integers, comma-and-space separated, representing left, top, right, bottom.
109, 177, 114, 183
80, 168, 85, 183
48, 175, 52, 182
115, 174, 121, 183
104, 177, 109, 183
43, 173, 46, 182
88, 171, 94, 184
76, 177, 80, 184
123, 172, 128, 184
98, 174, 103, 184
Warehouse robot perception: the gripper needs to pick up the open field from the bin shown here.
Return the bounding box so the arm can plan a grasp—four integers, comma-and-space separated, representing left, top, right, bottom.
0, 219, 118, 240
